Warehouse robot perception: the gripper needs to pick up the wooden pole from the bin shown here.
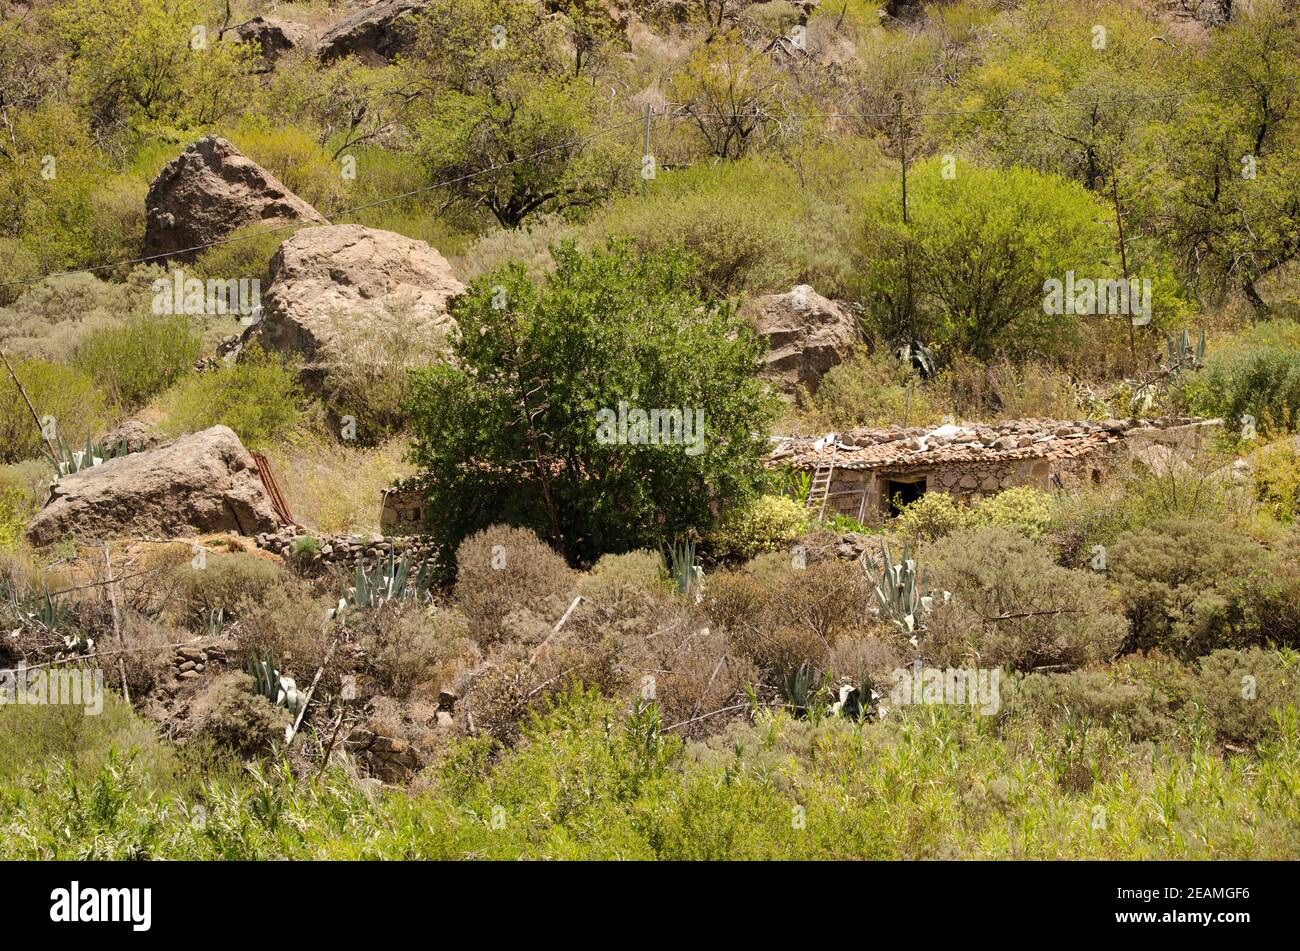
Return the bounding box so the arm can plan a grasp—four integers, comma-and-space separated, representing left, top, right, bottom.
642, 102, 652, 199
1110, 164, 1136, 371
103, 543, 130, 703
0, 347, 57, 461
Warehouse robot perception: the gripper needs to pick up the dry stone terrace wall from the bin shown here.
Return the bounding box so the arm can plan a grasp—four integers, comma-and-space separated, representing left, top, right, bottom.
254, 527, 439, 570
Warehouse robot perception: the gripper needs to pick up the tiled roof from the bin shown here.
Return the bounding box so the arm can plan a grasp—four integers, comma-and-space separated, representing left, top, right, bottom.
766, 417, 1207, 472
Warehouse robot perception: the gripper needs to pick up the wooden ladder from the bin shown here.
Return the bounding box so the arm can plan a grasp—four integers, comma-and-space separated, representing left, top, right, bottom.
807, 463, 834, 520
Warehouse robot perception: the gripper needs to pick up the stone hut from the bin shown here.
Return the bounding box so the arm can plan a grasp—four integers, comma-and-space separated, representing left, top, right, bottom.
768, 416, 1219, 520
380, 478, 428, 533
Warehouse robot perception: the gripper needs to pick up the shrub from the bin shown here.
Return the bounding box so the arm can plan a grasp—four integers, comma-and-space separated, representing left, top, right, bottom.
1193, 648, 1299, 749
453, 525, 578, 647
707, 495, 809, 560
156, 343, 307, 449
168, 552, 292, 628
74, 314, 202, 409
0, 359, 110, 463
316, 300, 450, 444
897, 486, 1053, 544
708, 557, 868, 681
193, 672, 291, 757
0, 461, 45, 549
1108, 518, 1278, 658
578, 549, 671, 614
896, 493, 974, 545
1005, 669, 1178, 742
360, 604, 476, 700
974, 486, 1053, 538
924, 527, 1127, 671
589, 156, 856, 298
805, 349, 941, 430
1252, 441, 1300, 523
1184, 320, 1300, 436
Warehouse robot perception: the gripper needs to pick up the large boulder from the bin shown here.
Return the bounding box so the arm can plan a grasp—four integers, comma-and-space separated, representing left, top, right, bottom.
143, 136, 325, 263
741, 285, 859, 396
318, 0, 428, 64
228, 16, 314, 67
26, 427, 282, 545
247, 224, 463, 373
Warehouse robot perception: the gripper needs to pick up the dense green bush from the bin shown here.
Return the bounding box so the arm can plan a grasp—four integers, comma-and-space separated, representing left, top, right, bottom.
1185, 321, 1300, 435
0, 358, 110, 463
407, 242, 778, 562
1108, 518, 1282, 657
707, 495, 809, 560
924, 527, 1127, 671
74, 314, 202, 409
156, 343, 308, 449
591, 155, 860, 299
898, 486, 1054, 545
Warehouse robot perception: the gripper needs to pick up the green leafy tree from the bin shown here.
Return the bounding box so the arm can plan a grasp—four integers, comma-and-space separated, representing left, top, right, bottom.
51, 0, 255, 132
1129, 1, 1300, 312
406, 241, 779, 563
408, 0, 627, 227
854, 159, 1121, 359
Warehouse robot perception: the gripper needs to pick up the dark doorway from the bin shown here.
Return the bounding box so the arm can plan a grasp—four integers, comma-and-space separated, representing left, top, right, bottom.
883, 477, 926, 516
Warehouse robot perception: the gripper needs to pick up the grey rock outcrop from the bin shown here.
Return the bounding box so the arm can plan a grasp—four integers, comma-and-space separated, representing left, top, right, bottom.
246, 224, 463, 373
143, 136, 325, 263
318, 0, 427, 64
741, 285, 859, 396
27, 426, 282, 544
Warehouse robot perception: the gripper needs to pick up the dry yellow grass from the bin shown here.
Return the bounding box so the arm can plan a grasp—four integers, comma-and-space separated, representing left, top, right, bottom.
266, 434, 413, 535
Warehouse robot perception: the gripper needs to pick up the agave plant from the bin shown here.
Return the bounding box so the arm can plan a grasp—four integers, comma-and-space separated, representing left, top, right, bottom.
1164, 327, 1206, 371
895, 340, 937, 381
48, 434, 130, 477
666, 536, 701, 600
331, 549, 434, 619
783, 660, 826, 717
870, 542, 942, 635
247, 652, 307, 717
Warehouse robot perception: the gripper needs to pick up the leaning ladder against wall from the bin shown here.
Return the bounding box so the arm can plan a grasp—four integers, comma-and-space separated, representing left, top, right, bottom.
807, 463, 835, 521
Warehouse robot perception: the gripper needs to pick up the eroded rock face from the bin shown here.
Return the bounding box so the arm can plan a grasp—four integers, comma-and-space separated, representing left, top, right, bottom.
142, 136, 325, 263
229, 16, 313, 67
317, 0, 428, 64
26, 426, 282, 545
741, 285, 859, 396
247, 224, 463, 371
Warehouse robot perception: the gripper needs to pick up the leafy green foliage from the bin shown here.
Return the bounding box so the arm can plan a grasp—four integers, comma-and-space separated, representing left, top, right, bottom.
0, 358, 110, 464
74, 315, 202, 409
707, 495, 808, 560
409, 0, 626, 227
1108, 518, 1289, 657
156, 343, 308, 449
924, 527, 1127, 671
1185, 320, 1300, 435
407, 242, 779, 562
